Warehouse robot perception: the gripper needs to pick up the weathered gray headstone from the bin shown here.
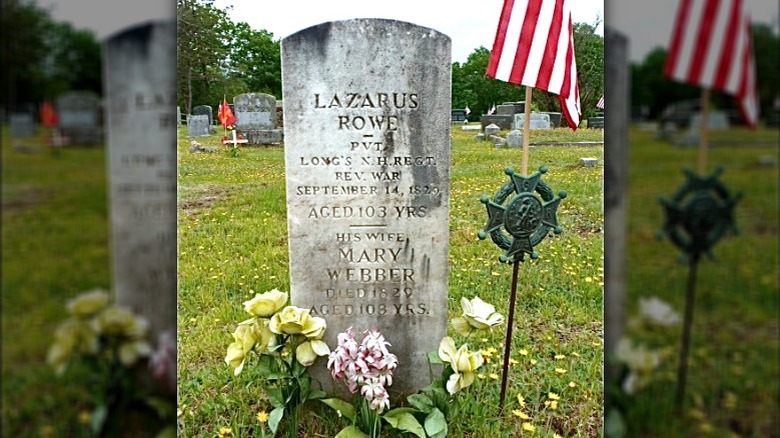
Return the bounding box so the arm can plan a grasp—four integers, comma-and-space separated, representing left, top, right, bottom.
484, 123, 501, 137
192, 105, 213, 125
451, 109, 467, 123
56, 91, 103, 145
604, 27, 627, 398
579, 157, 598, 167
187, 114, 209, 137
506, 129, 523, 148
513, 112, 551, 130
9, 113, 35, 137
587, 116, 605, 129
502, 101, 525, 114
282, 19, 450, 397
234, 92, 283, 144
677, 111, 730, 146
103, 21, 177, 368
480, 114, 514, 131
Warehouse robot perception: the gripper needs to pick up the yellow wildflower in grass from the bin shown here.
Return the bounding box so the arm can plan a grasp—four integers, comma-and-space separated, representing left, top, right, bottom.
553, 434, 563, 438
512, 409, 530, 420
478, 373, 486, 379
257, 410, 269, 423
530, 359, 538, 365
509, 358, 519, 366
519, 349, 529, 356
522, 422, 536, 432
554, 354, 566, 360
568, 381, 576, 388
555, 368, 567, 374
548, 392, 560, 400
517, 394, 526, 406
218, 426, 233, 437
488, 373, 499, 380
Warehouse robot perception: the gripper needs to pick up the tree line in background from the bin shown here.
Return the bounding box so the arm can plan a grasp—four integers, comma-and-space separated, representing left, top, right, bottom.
1, 0, 102, 113
3, 0, 776, 124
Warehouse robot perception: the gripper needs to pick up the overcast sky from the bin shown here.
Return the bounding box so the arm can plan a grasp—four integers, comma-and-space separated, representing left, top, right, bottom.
34, 0, 777, 63
211, 0, 603, 64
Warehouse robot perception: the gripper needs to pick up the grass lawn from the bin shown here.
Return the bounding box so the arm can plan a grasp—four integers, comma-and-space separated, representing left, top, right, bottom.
2, 131, 111, 436
617, 125, 779, 436
176, 125, 604, 437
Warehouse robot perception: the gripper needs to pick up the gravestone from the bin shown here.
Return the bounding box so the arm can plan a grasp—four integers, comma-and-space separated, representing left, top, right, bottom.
451, 109, 467, 123
506, 130, 523, 148
104, 20, 177, 395
496, 104, 516, 116
481, 114, 514, 131
677, 111, 729, 146
282, 18, 450, 397
56, 91, 103, 145
187, 114, 209, 137
544, 112, 562, 127
502, 101, 525, 114
587, 116, 605, 129
9, 113, 35, 137
192, 105, 213, 126
275, 100, 284, 128
513, 112, 552, 130
233, 92, 283, 144
484, 123, 501, 138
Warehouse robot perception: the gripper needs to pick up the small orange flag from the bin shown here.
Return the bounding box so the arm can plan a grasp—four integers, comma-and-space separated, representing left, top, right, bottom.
217, 97, 236, 128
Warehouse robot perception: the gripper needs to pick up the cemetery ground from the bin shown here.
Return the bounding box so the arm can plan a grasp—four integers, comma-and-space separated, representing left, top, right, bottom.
177, 125, 605, 437
618, 127, 779, 437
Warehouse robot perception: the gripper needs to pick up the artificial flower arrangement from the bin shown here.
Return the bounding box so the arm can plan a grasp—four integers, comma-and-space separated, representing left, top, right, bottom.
225, 292, 504, 437
47, 289, 176, 437
224, 289, 330, 436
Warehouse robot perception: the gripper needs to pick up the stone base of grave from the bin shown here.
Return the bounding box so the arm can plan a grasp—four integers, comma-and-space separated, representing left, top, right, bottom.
239, 129, 283, 145
61, 127, 104, 146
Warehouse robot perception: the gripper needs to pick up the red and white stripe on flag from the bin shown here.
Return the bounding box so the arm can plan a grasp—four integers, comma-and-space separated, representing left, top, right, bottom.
596, 95, 604, 109
664, 0, 758, 127
486, 0, 581, 130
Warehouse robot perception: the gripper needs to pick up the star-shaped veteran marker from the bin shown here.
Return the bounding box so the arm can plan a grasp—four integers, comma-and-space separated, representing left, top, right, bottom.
479, 166, 567, 263
659, 167, 742, 258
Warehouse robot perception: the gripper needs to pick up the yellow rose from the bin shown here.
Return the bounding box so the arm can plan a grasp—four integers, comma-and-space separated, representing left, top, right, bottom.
269, 306, 326, 339
92, 306, 148, 339
438, 336, 484, 394
460, 296, 504, 331
225, 323, 260, 375
243, 289, 288, 318
244, 318, 278, 354
66, 289, 109, 318
118, 339, 152, 366
295, 339, 330, 366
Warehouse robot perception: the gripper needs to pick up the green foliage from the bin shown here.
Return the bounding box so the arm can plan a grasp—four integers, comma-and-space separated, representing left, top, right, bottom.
1, 0, 102, 110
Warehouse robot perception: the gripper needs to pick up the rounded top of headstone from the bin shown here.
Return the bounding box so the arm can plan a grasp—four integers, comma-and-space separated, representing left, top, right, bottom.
282, 18, 450, 48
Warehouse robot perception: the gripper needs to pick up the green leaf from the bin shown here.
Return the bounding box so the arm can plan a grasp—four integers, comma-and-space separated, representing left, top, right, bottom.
268, 406, 284, 434
320, 398, 356, 422
407, 393, 435, 414
90, 404, 108, 436
424, 408, 447, 438
307, 389, 326, 401
427, 350, 444, 365
334, 425, 369, 438
267, 386, 285, 409
383, 409, 425, 438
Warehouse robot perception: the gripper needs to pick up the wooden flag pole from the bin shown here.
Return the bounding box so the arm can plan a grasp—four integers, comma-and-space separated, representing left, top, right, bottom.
697, 88, 710, 174
522, 86, 533, 176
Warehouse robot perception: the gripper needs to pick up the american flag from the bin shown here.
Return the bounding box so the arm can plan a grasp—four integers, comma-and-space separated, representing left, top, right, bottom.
486, 0, 581, 130
596, 95, 604, 109
664, 0, 758, 127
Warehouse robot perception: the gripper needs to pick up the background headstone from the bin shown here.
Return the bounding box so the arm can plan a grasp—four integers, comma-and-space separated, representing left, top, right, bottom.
187, 114, 209, 137
56, 91, 103, 145
103, 21, 177, 368
513, 112, 552, 130
192, 105, 213, 126
9, 113, 35, 137
480, 114, 514, 131
451, 109, 467, 123
282, 18, 450, 397
544, 112, 562, 127
233, 92, 283, 144
506, 129, 523, 148
587, 116, 605, 129
484, 123, 501, 137
496, 104, 516, 116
